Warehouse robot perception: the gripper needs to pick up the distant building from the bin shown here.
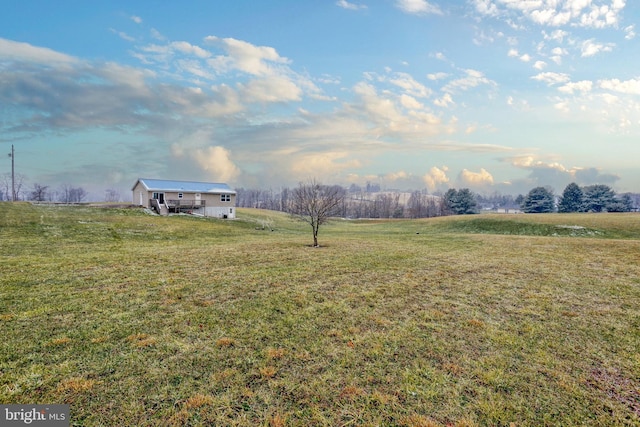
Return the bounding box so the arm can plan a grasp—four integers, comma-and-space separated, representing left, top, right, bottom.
132, 178, 236, 218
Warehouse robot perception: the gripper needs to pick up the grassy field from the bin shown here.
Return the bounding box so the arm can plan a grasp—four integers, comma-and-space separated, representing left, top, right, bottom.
1, 203, 639, 426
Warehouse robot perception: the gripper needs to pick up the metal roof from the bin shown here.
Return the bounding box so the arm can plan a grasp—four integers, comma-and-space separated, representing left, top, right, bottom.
134, 178, 236, 194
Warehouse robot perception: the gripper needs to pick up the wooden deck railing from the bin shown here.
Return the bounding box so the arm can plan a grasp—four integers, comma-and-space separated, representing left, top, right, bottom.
166, 199, 205, 208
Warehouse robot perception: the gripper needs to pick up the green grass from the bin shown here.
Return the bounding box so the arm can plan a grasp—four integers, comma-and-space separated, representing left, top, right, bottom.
1, 203, 639, 426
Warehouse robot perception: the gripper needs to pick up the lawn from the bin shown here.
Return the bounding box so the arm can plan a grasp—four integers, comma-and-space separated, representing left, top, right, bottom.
1, 203, 639, 426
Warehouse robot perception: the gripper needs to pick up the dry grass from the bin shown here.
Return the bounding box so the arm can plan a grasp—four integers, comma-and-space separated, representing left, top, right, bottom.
1, 203, 639, 426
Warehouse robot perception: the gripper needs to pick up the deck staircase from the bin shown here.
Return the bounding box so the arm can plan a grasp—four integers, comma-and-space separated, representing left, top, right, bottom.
151, 199, 169, 216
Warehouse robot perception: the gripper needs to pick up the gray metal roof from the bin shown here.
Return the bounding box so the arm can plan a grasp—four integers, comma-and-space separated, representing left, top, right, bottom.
134, 178, 236, 194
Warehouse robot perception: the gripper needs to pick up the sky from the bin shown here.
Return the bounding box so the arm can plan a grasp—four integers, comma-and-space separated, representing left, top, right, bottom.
1, 0, 639, 200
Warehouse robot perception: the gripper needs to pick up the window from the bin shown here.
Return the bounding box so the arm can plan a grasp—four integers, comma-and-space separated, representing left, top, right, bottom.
178, 193, 183, 199
221, 194, 230, 202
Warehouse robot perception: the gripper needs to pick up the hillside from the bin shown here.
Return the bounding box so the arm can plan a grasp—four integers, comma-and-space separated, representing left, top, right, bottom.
1, 204, 639, 426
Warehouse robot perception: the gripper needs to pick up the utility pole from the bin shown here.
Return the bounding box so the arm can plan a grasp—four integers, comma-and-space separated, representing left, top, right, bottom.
9, 144, 15, 201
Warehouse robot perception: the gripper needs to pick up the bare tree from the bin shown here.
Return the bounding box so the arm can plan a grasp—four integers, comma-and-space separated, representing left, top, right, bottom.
105, 188, 120, 202
1, 173, 25, 201
58, 185, 87, 203
288, 179, 345, 247
29, 183, 49, 201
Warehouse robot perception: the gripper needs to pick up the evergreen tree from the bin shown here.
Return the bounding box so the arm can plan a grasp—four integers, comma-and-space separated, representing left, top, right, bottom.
521, 187, 555, 213
607, 193, 634, 212
443, 188, 478, 215
453, 188, 478, 214
558, 182, 584, 213
583, 184, 616, 212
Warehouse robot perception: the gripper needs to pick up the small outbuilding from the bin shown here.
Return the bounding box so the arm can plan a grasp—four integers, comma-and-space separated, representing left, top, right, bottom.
132, 178, 236, 218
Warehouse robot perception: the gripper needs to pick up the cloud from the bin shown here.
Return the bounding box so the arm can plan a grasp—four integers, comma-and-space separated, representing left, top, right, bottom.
395, 0, 442, 15
624, 25, 636, 40
458, 168, 494, 187
442, 69, 496, 93
599, 78, 640, 95
531, 72, 570, 86
193, 146, 241, 182
400, 94, 424, 110
473, 0, 626, 28
387, 72, 432, 98
533, 60, 547, 70
351, 81, 445, 136
580, 39, 614, 57
204, 36, 291, 76
170, 41, 210, 58
504, 156, 620, 191
434, 93, 454, 108
110, 28, 135, 42
238, 76, 303, 103
574, 167, 620, 185
289, 151, 362, 180
543, 29, 568, 42
554, 101, 571, 112
0, 38, 78, 65
423, 166, 449, 190
558, 80, 593, 94
131, 16, 142, 24
427, 72, 448, 81
336, 0, 367, 10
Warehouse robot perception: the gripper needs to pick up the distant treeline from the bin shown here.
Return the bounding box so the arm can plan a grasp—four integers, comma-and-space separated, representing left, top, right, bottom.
236, 183, 640, 219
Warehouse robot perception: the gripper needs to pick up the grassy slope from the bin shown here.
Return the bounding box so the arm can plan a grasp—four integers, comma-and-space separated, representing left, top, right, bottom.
1, 204, 639, 426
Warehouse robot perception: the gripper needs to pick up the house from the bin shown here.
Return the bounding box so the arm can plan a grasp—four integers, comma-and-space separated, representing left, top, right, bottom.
132, 178, 236, 218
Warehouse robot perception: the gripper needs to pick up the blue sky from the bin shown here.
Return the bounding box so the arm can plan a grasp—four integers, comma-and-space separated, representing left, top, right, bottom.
1, 0, 639, 200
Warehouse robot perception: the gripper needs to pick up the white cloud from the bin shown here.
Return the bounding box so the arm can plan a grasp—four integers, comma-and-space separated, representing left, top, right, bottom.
624, 25, 636, 40
580, 0, 626, 28
205, 36, 290, 76
427, 72, 448, 80
472, 0, 500, 17
110, 29, 135, 42
443, 69, 496, 93
474, 0, 626, 28
395, 0, 442, 15
599, 78, 640, 95
432, 52, 447, 61
580, 39, 614, 57
533, 60, 547, 70
131, 16, 142, 24
238, 76, 303, 103
551, 47, 568, 56
336, 0, 367, 10
400, 94, 424, 110
351, 81, 449, 137
543, 30, 568, 42
170, 41, 210, 58
600, 93, 619, 104
388, 72, 432, 98
0, 38, 78, 65
530, 8, 571, 26
531, 72, 570, 86
290, 151, 361, 179
459, 168, 494, 186
434, 93, 454, 108
558, 80, 593, 94
554, 101, 570, 112
193, 146, 241, 182
423, 166, 449, 190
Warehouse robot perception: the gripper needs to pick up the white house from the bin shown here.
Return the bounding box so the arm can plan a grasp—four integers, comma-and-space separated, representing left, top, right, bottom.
132, 178, 236, 218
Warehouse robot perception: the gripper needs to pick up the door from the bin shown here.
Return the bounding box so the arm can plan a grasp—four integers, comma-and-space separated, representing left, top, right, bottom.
195, 193, 201, 205
153, 192, 165, 203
